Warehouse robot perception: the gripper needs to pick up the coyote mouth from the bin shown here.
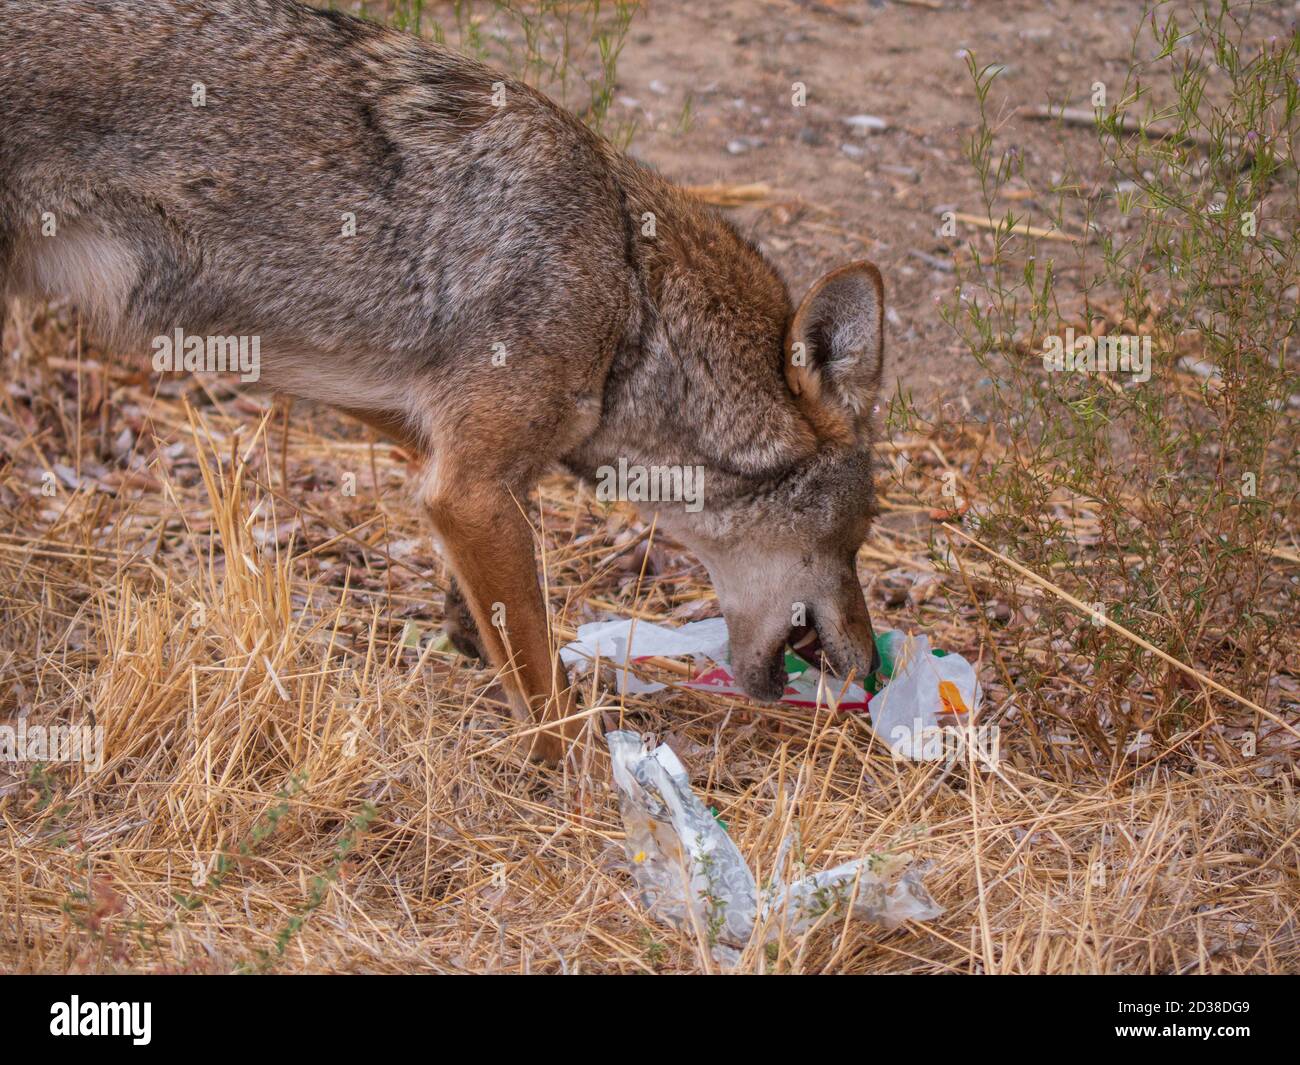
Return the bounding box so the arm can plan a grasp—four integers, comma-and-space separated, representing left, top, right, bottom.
788, 623, 823, 663
788, 621, 881, 681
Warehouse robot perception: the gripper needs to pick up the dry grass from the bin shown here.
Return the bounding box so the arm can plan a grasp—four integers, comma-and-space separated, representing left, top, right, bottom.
2, 0, 1297, 978
1, 300, 1297, 974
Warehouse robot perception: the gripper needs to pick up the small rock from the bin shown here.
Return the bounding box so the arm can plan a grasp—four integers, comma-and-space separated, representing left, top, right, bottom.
908, 575, 943, 607
986, 601, 1013, 624
881, 163, 919, 178
875, 568, 923, 607
111, 427, 135, 459
53, 463, 81, 490
843, 114, 889, 134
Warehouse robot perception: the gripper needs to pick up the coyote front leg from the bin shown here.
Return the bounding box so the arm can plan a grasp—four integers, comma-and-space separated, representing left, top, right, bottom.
442, 577, 487, 663
424, 476, 579, 765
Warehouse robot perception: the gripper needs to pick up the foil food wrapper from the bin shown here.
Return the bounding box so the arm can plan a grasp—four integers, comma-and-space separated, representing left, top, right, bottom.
607, 730, 943, 965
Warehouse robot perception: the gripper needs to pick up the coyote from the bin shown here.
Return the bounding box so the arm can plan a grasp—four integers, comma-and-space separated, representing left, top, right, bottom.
0, 0, 884, 764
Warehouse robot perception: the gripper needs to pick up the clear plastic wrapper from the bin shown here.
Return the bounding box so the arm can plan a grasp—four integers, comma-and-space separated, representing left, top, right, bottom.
607, 730, 943, 965
563, 620, 982, 754
869, 631, 984, 756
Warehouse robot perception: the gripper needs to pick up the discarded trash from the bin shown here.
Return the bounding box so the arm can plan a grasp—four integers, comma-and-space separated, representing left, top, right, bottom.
559, 616, 870, 709
607, 730, 943, 965
868, 631, 983, 756
560, 616, 731, 695
560, 617, 982, 756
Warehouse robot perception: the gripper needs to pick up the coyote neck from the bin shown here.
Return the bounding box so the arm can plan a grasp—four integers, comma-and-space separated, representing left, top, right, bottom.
566, 163, 820, 503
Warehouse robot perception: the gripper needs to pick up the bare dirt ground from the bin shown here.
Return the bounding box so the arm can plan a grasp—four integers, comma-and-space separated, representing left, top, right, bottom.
610, 0, 1178, 401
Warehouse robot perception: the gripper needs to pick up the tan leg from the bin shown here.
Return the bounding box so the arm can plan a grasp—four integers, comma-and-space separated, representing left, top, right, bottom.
425, 478, 580, 765
336, 403, 584, 765
442, 577, 486, 662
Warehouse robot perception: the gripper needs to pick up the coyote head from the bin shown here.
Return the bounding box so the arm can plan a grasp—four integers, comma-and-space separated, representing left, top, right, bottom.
591, 249, 888, 704
687, 261, 886, 702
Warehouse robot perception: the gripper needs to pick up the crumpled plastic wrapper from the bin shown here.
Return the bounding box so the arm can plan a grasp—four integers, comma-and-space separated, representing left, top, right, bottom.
562, 619, 984, 747
869, 631, 984, 757
607, 730, 943, 965
561, 616, 869, 707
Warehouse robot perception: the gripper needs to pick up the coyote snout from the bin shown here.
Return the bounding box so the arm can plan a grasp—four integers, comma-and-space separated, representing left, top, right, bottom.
1, 0, 888, 764
706, 541, 881, 703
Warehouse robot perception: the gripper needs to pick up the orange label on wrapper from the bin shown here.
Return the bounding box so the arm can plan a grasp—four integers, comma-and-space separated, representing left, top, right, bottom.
938, 680, 971, 716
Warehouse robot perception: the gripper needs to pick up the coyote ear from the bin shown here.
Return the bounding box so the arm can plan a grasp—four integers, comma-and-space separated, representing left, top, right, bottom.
784, 261, 884, 445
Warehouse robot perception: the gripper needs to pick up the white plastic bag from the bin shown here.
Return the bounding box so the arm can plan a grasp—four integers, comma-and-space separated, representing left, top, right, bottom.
561, 617, 983, 759
869, 631, 983, 758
